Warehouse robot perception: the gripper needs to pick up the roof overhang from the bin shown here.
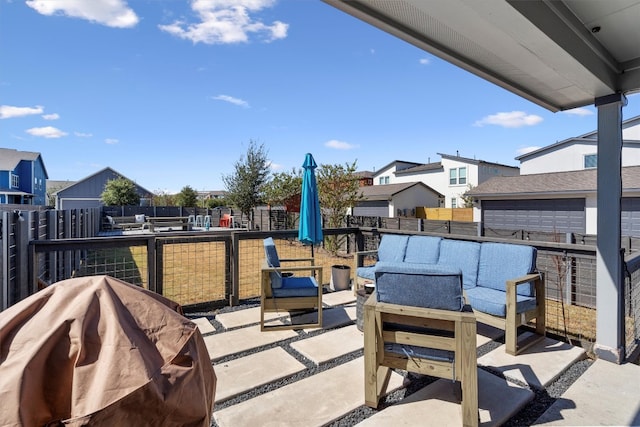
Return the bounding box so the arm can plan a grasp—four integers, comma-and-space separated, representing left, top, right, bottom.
323, 0, 640, 112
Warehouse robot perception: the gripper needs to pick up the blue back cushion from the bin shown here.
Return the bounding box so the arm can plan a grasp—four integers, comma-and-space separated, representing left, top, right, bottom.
477, 243, 537, 296
375, 262, 463, 311
377, 234, 410, 263
404, 236, 442, 264
437, 239, 481, 289
263, 237, 283, 289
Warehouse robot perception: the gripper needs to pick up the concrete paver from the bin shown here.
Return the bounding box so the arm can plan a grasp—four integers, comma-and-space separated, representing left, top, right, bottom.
323, 289, 357, 307
478, 332, 585, 388
213, 347, 306, 403
213, 357, 405, 427
534, 359, 640, 426
203, 325, 297, 361
291, 324, 363, 364
191, 317, 215, 334
356, 368, 534, 426
215, 306, 284, 329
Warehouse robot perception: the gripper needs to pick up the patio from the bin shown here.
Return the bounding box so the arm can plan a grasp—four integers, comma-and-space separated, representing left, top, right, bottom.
187, 289, 640, 426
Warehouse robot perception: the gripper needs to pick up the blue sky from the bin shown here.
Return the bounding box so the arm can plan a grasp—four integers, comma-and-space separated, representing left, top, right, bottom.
1, 0, 639, 194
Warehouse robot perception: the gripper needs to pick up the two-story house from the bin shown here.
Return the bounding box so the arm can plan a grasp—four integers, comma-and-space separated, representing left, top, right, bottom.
468, 115, 640, 236
0, 148, 48, 205
372, 154, 519, 209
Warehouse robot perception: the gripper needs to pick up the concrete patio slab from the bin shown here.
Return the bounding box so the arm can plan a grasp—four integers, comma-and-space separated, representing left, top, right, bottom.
213, 347, 306, 403
300, 304, 357, 331
215, 306, 284, 329
323, 289, 357, 307
478, 333, 585, 389
213, 357, 405, 427
203, 325, 297, 361
191, 317, 215, 334
534, 359, 640, 426
356, 369, 534, 427
291, 324, 363, 365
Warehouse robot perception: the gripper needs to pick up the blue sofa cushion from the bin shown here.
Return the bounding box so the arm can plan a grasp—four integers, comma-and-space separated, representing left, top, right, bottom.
272, 277, 319, 298
263, 237, 283, 289
375, 262, 463, 311
437, 239, 481, 290
404, 236, 442, 264
465, 286, 537, 317
377, 234, 410, 263
356, 266, 376, 281
477, 243, 537, 297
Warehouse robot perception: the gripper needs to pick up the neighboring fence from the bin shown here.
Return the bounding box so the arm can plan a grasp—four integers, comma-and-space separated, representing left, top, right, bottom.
2, 209, 639, 360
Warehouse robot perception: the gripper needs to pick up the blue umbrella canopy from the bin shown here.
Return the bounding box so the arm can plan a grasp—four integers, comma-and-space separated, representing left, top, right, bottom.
298, 153, 323, 248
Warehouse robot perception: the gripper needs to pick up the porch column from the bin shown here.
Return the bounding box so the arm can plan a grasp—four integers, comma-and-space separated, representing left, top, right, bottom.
593, 93, 627, 364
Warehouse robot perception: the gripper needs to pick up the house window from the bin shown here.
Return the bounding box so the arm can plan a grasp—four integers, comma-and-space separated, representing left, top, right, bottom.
451, 197, 457, 208
378, 176, 389, 185
584, 154, 597, 169
11, 174, 19, 188
449, 167, 467, 185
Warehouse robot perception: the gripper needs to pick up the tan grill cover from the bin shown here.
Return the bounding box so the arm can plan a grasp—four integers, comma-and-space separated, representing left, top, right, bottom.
0, 275, 216, 426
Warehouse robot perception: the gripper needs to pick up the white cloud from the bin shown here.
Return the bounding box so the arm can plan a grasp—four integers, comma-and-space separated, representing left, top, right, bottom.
26, 126, 68, 138
419, 58, 430, 65
561, 107, 594, 116
0, 105, 44, 119
42, 113, 60, 120
105, 138, 119, 144
325, 139, 358, 150
474, 111, 543, 128
26, 0, 139, 28
158, 0, 288, 44
75, 131, 93, 137
516, 146, 541, 156
212, 94, 249, 107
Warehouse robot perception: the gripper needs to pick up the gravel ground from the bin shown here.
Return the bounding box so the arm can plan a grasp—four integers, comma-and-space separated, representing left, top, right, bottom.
185, 301, 593, 427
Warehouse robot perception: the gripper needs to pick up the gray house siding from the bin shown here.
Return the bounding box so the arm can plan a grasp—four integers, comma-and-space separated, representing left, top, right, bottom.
482, 199, 586, 233
622, 198, 640, 237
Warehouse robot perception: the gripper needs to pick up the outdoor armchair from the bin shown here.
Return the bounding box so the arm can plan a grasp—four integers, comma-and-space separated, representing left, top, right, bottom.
261, 238, 323, 331
364, 262, 478, 427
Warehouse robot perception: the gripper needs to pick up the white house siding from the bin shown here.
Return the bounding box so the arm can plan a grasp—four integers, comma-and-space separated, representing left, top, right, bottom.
389, 185, 441, 217
520, 140, 640, 175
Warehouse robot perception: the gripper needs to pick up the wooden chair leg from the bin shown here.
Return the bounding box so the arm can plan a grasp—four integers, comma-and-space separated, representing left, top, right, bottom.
460, 321, 478, 427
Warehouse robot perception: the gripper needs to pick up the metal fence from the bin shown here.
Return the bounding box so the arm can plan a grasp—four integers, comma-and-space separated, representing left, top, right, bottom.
2, 209, 639, 360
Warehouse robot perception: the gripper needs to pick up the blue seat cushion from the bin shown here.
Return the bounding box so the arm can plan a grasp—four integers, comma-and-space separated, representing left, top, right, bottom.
465, 286, 537, 317
403, 235, 442, 264
375, 262, 463, 311
272, 277, 319, 298
377, 234, 410, 263
477, 243, 537, 297
437, 239, 481, 290
356, 266, 376, 281
263, 237, 283, 289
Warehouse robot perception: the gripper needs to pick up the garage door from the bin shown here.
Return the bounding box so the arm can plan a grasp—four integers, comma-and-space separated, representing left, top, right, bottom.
482, 199, 585, 233
353, 201, 389, 217
622, 198, 640, 237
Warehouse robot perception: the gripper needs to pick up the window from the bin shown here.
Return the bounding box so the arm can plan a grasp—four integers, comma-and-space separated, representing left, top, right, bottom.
378, 176, 389, 185
11, 174, 19, 188
451, 197, 457, 208
584, 154, 597, 169
449, 167, 467, 185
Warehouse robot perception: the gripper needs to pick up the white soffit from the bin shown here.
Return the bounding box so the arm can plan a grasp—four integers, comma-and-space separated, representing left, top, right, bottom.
323, 0, 640, 112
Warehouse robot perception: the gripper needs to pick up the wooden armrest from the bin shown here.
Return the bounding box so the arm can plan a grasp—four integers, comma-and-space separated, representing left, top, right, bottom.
280, 258, 315, 263
371, 299, 476, 323
355, 250, 378, 268
506, 272, 544, 287
262, 265, 323, 274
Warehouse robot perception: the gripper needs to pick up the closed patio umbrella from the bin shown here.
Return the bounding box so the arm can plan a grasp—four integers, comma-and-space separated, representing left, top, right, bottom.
298, 153, 323, 256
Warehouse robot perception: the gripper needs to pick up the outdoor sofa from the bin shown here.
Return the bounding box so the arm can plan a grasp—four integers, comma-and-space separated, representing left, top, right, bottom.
354, 234, 545, 355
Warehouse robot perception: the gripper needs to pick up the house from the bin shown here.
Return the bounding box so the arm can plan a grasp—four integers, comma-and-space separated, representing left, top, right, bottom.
517, 115, 640, 175
373, 154, 519, 209
0, 148, 48, 205
54, 167, 152, 210
467, 166, 640, 236
354, 171, 374, 187
467, 116, 640, 235
353, 182, 442, 217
